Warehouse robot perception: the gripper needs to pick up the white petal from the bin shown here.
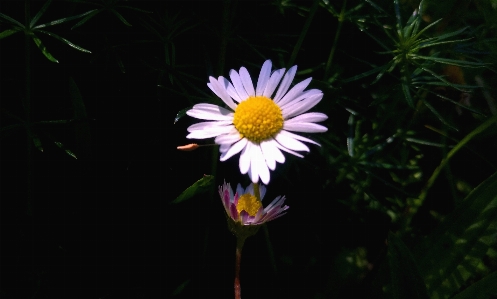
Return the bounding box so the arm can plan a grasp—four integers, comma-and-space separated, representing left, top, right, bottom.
274, 141, 304, 158
263, 68, 285, 98
276, 77, 312, 106
220, 143, 231, 153
187, 125, 233, 139
273, 65, 297, 103
283, 122, 328, 133
262, 139, 286, 164
260, 140, 276, 171
250, 145, 270, 184
277, 130, 321, 146
187, 104, 233, 121
219, 76, 242, 103
215, 131, 242, 146
282, 93, 323, 119
256, 60, 272, 96
229, 69, 249, 101
275, 131, 310, 152
239, 141, 252, 174
280, 89, 322, 110
220, 138, 248, 161
239, 67, 255, 97
285, 112, 328, 123
187, 120, 232, 132
210, 77, 237, 110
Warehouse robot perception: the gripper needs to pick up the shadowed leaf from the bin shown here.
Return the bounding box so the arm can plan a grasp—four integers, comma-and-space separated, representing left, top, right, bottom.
171, 175, 215, 204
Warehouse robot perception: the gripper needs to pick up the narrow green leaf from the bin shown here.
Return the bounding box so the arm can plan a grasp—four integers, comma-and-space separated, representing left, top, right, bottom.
414, 64, 469, 92
401, 81, 414, 108
171, 175, 215, 204
174, 107, 190, 124
0, 12, 24, 28
33, 9, 99, 29
37, 30, 91, 53
0, 29, 20, 39
71, 9, 101, 30
54, 141, 77, 159
422, 99, 458, 131
411, 55, 489, 68
418, 37, 473, 49
111, 9, 132, 26
32, 35, 59, 63
171, 279, 190, 296
411, 18, 443, 41
451, 271, 497, 299
30, 0, 53, 28
418, 26, 469, 45
342, 64, 388, 83
32, 136, 44, 152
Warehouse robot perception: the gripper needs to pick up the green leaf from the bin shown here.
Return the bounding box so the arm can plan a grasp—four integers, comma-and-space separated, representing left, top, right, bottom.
171, 175, 215, 204
411, 55, 489, 68
171, 279, 190, 296
32, 135, 44, 152
401, 81, 414, 108
30, 0, 53, 28
71, 9, 101, 30
37, 29, 91, 53
417, 26, 469, 45
451, 271, 497, 299
174, 107, 190, 124
417, 37, 473, 49
54, 141, 78, 159
111, 9, 132, 26
422, 99, 458, 131
0, 12, 24, 28
0, 28, 20, 39
32, 35, 59, 63
413, 171, 497, 298
33, 9, 99, 29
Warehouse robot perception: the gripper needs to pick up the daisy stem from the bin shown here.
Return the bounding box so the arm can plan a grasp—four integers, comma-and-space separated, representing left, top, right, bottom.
234, 235, 246, 299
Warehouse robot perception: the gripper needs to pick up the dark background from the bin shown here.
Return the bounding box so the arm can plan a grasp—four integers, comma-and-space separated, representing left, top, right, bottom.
1, 0, 496, 298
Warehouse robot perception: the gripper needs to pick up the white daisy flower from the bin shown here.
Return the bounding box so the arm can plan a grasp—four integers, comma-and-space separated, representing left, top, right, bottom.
186, 60, 327, 184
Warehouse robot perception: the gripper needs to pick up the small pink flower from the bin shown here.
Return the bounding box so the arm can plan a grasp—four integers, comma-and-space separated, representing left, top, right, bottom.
219, 181, 289, 226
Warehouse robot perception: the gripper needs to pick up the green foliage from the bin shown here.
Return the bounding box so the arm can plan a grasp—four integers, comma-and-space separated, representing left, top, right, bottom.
171, 175, 215, 204
413, 171, 497, 298
0, 0, 92, 62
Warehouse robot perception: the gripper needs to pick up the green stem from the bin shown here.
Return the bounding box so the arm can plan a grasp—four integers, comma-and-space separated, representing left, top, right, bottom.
234, 235, 246, 299
408, 114, 497, 228
324, 0, 347, 80
288, 0, 320, 68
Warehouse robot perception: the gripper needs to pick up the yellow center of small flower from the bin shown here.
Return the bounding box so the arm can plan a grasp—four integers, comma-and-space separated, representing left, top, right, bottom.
236, 193, 262, 216
233, 96, 283, 143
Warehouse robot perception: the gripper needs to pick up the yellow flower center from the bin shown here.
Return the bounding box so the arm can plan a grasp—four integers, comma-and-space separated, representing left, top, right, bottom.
236, 193, 262, 216
233, 96, 283, 143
